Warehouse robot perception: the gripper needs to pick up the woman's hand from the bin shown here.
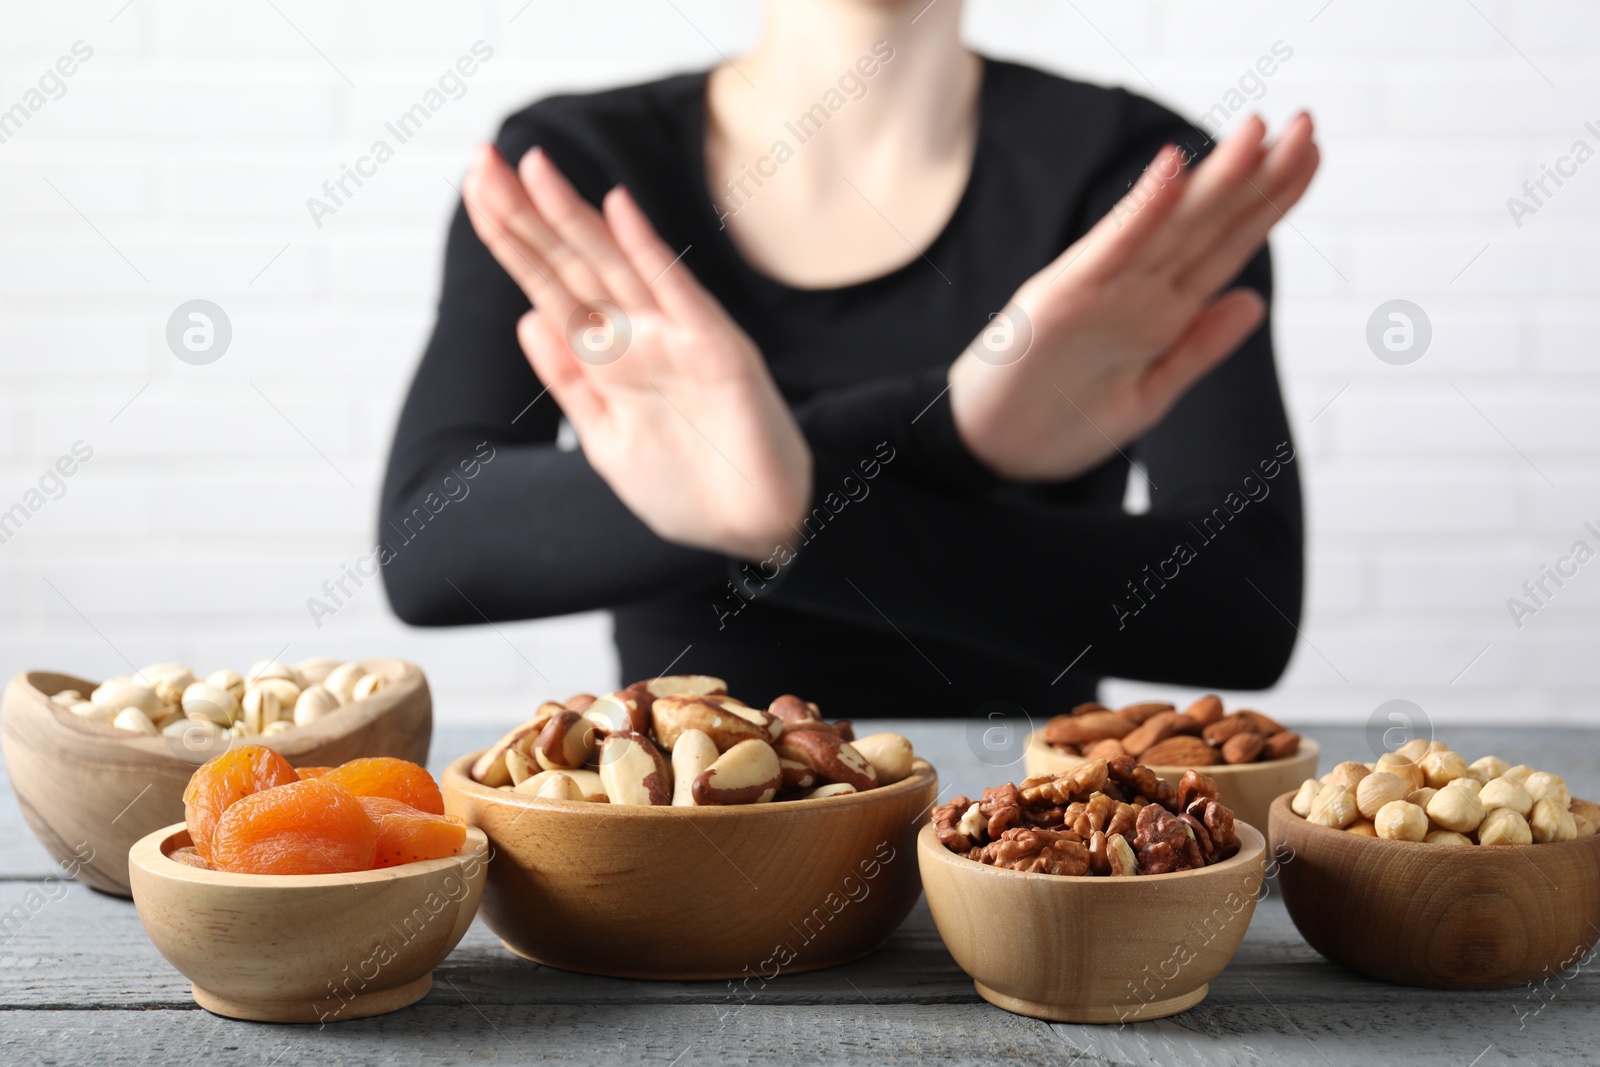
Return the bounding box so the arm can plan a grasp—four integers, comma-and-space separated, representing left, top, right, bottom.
461, 145, 811, 561
948, 114, 1321, 481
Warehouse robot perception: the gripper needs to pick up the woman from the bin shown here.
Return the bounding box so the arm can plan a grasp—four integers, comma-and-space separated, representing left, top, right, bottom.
379, 0, 1319, 718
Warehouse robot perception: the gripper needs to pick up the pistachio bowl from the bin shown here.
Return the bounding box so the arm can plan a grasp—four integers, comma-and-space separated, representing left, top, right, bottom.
1, 659, 431, 897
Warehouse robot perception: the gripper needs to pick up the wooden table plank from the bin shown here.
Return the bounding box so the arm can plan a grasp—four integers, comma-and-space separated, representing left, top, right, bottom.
3, 722, 1598, 1064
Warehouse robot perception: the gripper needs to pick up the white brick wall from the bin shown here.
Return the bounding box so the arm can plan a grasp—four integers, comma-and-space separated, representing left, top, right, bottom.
1, 1, 1596, 729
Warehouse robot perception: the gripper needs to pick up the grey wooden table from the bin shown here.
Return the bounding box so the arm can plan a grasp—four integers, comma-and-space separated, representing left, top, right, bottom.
3, 723, 1597, 1065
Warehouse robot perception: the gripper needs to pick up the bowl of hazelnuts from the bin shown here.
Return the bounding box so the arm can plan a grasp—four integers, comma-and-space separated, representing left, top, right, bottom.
441, 674, 937, 980
1026, 694, 1319, 837
1270, 737, 1600, 989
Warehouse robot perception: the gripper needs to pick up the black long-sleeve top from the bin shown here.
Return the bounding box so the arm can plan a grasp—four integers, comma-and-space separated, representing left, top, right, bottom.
379, 56, 1304, 719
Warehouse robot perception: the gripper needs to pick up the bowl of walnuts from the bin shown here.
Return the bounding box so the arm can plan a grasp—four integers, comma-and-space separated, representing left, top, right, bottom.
918, 756, 1267, 1023
441, 674, 937, 980
1026, 694, 1318, 836
1270, 737, 1600, 989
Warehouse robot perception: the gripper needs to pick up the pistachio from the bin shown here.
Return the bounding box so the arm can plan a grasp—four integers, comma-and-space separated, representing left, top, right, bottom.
205, 668, 246, 703
50, 689, 84, 706
293, 684, 340, 726
262, 719, 294, 736
670, 729, 719, 806
692, 739, 782, 805
322, 661, 366, 704
72, 703, 118, 723
294, 657, 343, 685
112, 707, 158, 735
351, 672, 389, 702
244, 678, 301, 734
92, 679, 163, 719
182, 682, 240, 726
1374, 800, 1428, 841
247, 659, 304, 688
850, 732, 915, 785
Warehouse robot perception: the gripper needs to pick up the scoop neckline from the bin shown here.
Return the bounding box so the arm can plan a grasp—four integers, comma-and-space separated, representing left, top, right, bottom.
690, 54, 992, 298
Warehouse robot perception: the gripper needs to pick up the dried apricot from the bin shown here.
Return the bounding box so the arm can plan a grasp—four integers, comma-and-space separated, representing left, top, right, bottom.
182, 744, 299, 861
295, 766, 335, 779
358, 796, 467, 868
210, 778, 377, 875
322, 757, 444, 815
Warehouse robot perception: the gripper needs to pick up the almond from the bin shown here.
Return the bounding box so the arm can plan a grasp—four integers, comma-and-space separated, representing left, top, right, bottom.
1182, 694, 1225, 727
1113, 701, 1175, 725
1120, 712, 1180, 756
1263, 730, 1302, 761
1071, 701, 1110, 716
1141, 735, 1221, 767
1220, 732, 1265, 765
1202, 713, 1259, 747
1235, 709, 1285, 736
1082, 738, 1128, 761
1042, 711, 1134, 747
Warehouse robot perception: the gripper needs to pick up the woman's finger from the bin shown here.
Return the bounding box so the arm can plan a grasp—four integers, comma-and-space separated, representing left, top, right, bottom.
516, 310, 606, 428
1133, 116, 1270, 272
1138, 288, 1266, 413
462, 145, 580, 319
1058, 143, 1189, 282
1174, 141, 1320, 299
603, 185, 723, 327
522, 150, 660, 315
471, 144, 610, 307
1164, 114, 1316, 282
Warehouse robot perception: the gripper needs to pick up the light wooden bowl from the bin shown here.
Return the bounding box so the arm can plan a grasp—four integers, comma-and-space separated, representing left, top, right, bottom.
1025, 729, 1318, 835
919, 820, 1267, 1022
1, 659, 432, 897
1269, 793, 1600, 989
441, 751, 939, 980
129, 821, 487, 1022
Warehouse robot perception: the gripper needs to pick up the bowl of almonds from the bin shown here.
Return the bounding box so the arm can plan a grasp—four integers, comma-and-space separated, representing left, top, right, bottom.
1270, 737, 1600, 989
1025, 695, 1319, 837
918, 757, 1267, 1023
441, 674, 937, 979
1, 658, 431, 896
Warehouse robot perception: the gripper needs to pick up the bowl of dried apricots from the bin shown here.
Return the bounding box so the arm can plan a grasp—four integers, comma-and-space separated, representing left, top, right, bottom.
129, 745, 486, 1023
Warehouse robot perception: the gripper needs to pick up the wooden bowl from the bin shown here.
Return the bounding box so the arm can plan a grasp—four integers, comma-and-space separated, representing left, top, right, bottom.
441, 751, 939, 979
1025, 729, 1318, 835
1, 659, 432, 897
918, 820, 1268, 1023
129, 821, 487, 1022
1269, 793, 1600, 989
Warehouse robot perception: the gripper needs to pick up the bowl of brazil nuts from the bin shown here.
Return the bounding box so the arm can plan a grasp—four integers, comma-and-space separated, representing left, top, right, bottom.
919, 757, 1267, 1023
1026, 694, 1318, 836
1270, 737, 1600, 989
441, 674, 937, 979
1, 657, 431, 896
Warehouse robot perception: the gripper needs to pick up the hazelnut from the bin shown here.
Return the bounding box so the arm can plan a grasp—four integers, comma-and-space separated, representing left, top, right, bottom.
1523, 772, 1571, 808
1308, 787, 1358, 829
1530, 798, 1578, 843
1291, 778, 1323, 817
1374, 800, 1428, 842
1356, 772, 1411, 820
1478, 777, 1534, 818
1423, 830, 1473, 846
1321, 761, 1371, 792
1478, 807, 1533, 846
1394, 738, 1432, 763
1375, 752, 1425, 790
1500, 764, 1536, 784
1406, 787, 1439, 809
1425, 780, 1485, 834
1347, 820, 1378, 838
1420, 750, 1468, 789
1470, 755, 1511, 780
